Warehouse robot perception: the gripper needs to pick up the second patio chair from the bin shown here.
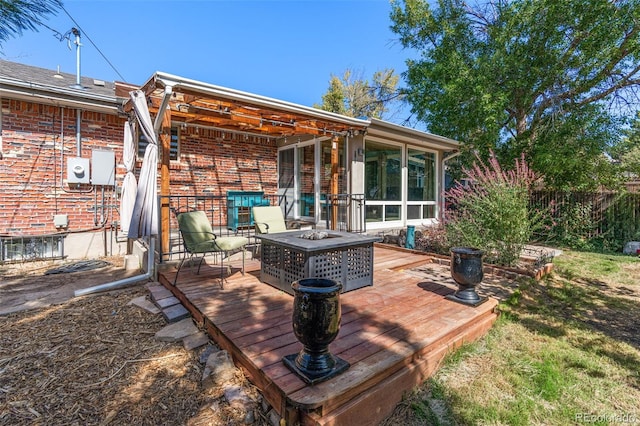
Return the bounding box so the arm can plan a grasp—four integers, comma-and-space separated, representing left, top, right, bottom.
174, 210, 248, 287
252, 205, 291, 234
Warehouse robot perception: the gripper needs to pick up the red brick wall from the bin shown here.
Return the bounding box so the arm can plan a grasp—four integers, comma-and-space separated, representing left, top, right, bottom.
168, 126, 277, 197
0, 98, 278, 236
0, 99, 125, 235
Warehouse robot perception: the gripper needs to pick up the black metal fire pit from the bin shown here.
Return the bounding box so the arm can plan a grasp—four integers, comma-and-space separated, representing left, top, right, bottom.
446, 247, 488, 306
282, 278, 350, 385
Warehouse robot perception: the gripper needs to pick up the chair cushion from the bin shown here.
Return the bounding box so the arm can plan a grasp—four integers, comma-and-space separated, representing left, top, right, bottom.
178, 211, 247, 253
178, 211, 215, 248
211, 236, 248, 252
252, 206, 288, 233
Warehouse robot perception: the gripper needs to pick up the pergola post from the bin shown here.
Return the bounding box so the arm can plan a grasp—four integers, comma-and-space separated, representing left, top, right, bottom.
160, 104, 171, 259
330, 136, 339, 230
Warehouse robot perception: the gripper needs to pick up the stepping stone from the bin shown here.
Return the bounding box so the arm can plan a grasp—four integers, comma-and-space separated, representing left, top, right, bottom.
162, 304, 190, 323
155, 296, 180, 309
155, 318, 199, 342
183, 332, 210, 351
127, 296, 161, 314
147, 283, 172, 302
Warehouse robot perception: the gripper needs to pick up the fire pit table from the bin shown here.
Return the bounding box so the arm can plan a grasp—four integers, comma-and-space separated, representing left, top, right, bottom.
255, 230, 381, 294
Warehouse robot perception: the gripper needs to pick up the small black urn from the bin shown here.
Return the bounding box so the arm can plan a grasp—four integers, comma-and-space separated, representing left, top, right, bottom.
282, 278, 350, 385
447, 247, 488, 306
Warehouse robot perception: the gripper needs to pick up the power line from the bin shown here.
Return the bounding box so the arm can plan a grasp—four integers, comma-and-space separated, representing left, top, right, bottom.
58, 4, 127, 82
37, 21, 66, 41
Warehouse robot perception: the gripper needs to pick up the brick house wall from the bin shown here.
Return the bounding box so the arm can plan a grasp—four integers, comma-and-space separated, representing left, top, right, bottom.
169, 126, 277, 198
0, 97, 278, 238
0, 99, 125, 235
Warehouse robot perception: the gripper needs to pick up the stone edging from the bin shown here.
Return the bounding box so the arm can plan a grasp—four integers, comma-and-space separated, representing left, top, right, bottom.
375, 243, 554, 281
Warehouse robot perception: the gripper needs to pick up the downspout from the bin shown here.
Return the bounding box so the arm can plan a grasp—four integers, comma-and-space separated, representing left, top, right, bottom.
76, 108, 82, 156
441, 150, 461, 222
74, 237, 156, 296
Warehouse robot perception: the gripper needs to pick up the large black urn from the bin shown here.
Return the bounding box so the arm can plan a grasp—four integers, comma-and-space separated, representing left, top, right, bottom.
282, 278, 350, 385
447, 247, 488, 306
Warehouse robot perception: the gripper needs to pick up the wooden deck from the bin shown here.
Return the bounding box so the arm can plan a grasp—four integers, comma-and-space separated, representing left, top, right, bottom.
158, 245, 499, 425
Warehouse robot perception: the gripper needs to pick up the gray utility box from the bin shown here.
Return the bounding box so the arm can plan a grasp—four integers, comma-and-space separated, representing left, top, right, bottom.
67, 157, 90, 184
91, 150, 115, 186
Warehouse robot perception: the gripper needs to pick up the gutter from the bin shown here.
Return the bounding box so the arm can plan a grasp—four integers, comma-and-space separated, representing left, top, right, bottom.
368, 118, 461, 150
74, 238, 156, 297
0, 77, 119, 113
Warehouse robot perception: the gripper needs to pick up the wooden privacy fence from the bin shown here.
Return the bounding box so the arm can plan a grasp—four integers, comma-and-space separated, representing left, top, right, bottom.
529, 191, 640, 250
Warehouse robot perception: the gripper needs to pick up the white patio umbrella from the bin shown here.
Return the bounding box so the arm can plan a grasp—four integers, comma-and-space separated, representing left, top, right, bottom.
119, 119, 137, 235
75, 90, 158, 297
127, 90, 158, 238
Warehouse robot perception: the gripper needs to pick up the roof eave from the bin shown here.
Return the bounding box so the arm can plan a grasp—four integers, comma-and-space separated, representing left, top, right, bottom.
367, 118, 460, 151
0, 77, 120, 113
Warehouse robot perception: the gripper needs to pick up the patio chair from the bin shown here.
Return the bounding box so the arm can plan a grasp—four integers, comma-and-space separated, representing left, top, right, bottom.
252, 206, 293, 234
174, 211, 248, 287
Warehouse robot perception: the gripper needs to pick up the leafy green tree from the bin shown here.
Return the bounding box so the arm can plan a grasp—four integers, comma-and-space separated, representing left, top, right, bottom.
390, 0, 640, 190
319, 75, 347, 116
0, 0, 61, 47
611, 111, 640, 179
316, 68, 403, 120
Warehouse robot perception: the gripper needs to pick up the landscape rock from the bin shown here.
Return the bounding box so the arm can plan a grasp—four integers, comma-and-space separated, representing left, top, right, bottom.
244, 409, 255, 424
199, 344, 219, 364
183, 331, 210, 351
223, 385, 254, 409
267, 408, 281, 426
155, 318, 199, 342
127, 296, 161, 314
202, 350, 236, 388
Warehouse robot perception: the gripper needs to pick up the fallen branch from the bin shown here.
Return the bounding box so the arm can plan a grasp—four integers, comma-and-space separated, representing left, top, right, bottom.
79, 353, 182, 388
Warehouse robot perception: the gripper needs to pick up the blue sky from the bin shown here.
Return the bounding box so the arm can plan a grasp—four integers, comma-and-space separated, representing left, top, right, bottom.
1, 0, 416, 123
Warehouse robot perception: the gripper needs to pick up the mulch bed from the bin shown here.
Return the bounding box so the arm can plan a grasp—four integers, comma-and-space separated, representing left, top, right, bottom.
0, 284, 266, 425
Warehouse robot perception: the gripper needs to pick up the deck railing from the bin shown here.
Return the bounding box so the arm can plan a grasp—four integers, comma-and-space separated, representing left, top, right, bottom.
322, 194, 366, 234
157, 192, 366, 261
157, 193, 286, 261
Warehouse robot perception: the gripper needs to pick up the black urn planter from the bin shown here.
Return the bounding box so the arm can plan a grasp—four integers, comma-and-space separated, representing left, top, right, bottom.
447, 247, 488, 307
282, 278, 350, 385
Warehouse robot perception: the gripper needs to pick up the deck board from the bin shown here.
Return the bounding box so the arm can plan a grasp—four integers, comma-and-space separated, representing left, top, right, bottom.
158, 244, 499, 425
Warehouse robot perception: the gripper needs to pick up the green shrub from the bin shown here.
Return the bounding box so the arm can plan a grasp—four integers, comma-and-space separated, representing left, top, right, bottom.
415, 223, 451, 256
445, 153, 542, 266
